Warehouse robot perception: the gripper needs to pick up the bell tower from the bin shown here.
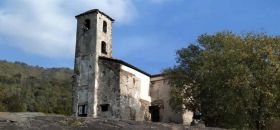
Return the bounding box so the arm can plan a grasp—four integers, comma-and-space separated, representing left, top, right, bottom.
73, 9, 114, 117
75, 9, 113, 58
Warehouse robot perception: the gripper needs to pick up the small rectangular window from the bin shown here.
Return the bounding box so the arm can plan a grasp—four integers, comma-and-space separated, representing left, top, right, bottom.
78, 106, 83, 114
101, 41, 107, 54
100, 104, 109, 112
85, 19, 90, 29
103, 21, 107, 33
83, 19, 91, 32
78, 104, 88, 117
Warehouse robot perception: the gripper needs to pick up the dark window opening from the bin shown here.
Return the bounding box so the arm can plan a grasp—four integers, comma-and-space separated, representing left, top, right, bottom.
100, 104, 109, 112
83, 19, 91, 31
149, 106, 160, 122
101, 41, 107, 54
78, 104, 88, 117
133, 78, 136, 85
103, 21, 107, 33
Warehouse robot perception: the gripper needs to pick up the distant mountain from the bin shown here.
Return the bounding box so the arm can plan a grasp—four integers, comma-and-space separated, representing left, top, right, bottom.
0, 60, 73, 115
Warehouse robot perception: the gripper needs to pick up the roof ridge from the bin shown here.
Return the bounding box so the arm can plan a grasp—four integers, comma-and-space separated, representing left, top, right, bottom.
75, 9, 115, 21
99, 56, 151, 77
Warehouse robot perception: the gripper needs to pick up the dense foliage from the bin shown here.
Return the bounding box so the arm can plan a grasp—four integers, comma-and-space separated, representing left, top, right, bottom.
165, 32, 280, 129
0, 60, 73, 115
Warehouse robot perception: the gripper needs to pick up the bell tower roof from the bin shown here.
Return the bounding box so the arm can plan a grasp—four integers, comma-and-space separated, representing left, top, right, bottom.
75, 9, 115, 22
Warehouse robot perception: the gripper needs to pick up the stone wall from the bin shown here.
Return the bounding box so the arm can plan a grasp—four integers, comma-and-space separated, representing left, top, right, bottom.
73, 12, 99, 117
97, 59, 121, 119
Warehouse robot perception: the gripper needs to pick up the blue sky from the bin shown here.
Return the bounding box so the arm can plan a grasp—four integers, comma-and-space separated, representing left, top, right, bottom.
0, 0, 280, 74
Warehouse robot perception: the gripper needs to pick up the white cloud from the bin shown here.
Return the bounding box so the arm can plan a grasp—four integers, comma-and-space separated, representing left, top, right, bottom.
0, 0, 137, 59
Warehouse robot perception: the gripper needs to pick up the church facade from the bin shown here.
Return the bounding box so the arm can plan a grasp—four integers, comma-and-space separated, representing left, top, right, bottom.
72, 9, 192, 124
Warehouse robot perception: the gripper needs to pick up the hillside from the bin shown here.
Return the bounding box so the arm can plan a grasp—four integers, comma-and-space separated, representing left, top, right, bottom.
0, 60, 73, 115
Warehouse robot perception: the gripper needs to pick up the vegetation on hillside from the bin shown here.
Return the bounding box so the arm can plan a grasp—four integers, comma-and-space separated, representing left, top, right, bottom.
0, 60, 73, 115
165, 32, 280, 129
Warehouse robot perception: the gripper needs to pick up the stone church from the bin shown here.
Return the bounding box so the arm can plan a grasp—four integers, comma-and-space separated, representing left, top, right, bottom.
72, 9, 192, 124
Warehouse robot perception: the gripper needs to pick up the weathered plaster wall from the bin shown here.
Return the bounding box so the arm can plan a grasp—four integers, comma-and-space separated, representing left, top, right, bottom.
95, 60, 151, 121
73, 12, 99, 117
93, 12, 113, 117
120, 65, 151, 102
150, 76, 193, 125
97, 59, 121, 119
119, 65, 151, 121
96, 13, 113, 58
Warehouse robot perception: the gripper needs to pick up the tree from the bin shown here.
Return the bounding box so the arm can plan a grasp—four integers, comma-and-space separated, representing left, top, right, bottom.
165, 32, 280, 129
